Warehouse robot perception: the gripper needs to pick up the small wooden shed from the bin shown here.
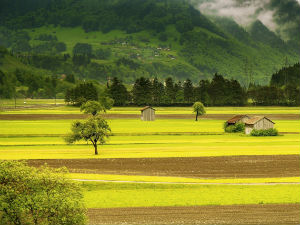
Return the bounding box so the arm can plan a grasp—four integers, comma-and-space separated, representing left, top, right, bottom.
245, 116, 275, 135
227, 115, 250, 125
141, 106, 155, 121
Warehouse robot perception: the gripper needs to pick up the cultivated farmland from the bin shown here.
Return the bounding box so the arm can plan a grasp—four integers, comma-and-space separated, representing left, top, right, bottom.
0, 101, 299, 225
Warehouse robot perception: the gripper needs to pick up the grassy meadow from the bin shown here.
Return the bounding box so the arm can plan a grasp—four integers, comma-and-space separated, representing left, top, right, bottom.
83, 182, 300, 208
0, 101, 299, 213
0, 134, 299, 159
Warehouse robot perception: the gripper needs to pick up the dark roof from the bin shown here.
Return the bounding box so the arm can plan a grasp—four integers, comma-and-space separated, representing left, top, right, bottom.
245, 116, 275, 125
140, 106, 155, 111
227, 115, 248, 124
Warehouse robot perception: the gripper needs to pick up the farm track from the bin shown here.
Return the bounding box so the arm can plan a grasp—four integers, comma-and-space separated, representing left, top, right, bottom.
87, 204, 300, 225
28, 155, 300, 178
0, 113, 299, 120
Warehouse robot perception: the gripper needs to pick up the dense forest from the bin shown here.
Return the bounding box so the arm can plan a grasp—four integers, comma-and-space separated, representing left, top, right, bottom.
63, 63, 300, 107
0, 0, 299, 86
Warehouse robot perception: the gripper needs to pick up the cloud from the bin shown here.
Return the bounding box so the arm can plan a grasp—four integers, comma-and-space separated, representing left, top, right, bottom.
194, 0, 300, 40
197, 0, 277, 30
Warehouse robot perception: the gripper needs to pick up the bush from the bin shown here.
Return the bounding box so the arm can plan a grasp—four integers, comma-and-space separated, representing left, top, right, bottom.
250, 128, 279, 136
0, 161, 87, 225
224, 122, 245, 133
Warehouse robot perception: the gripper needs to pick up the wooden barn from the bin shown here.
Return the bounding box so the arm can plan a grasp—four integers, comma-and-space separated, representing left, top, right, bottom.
141, 106, 155, 121
226, 115, 250, 125
245, 116, 275, 135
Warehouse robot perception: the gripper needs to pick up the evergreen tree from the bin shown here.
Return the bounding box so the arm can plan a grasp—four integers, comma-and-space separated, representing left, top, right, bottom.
165, 77, 175, 104
65, 83, 98, 105
108, 77, 129, 106
132, 77, 152, 105
152, 77, 164, 105
174, 81, 184, 103
183, 79, 194, 103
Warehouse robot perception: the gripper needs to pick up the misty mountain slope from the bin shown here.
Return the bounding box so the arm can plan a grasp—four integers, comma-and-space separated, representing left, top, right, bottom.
0, 0, 299, 84
249, 20, 285, 50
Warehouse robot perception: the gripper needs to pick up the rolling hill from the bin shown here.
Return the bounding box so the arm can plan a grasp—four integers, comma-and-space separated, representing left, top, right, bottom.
0, 0, 299, 85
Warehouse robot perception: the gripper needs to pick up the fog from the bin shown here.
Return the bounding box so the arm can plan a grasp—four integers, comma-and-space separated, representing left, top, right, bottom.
193, 0, 300, 40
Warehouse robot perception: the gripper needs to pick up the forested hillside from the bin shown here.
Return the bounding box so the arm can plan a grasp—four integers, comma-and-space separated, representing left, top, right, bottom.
0, 0, 299, 86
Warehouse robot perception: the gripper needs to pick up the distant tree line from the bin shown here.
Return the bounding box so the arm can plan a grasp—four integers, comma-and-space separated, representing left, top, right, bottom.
65, 74, 248, 107
248, 63, 300, 106
0, 68, 75, 99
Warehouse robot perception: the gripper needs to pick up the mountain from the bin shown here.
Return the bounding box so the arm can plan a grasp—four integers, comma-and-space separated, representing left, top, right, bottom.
0, 0, 299, 85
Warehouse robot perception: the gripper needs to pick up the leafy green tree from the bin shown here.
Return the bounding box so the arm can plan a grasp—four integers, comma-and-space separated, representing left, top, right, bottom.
95, 48, 111, 60
65, 83, 98, 106
0, 160, 87, 225
73, 43, 92, 56
193, 101, 206, 121
65, 74, 75, 83
80, 99, 113, 116
65, 116, 111, 155
80, 100, 105, 116
82, 17, 99, 33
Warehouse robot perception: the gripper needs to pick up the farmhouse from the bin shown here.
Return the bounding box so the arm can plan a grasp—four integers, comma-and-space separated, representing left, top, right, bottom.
141, 106, 155, 121
227, 115, 250, 125
245, 116, 275, 135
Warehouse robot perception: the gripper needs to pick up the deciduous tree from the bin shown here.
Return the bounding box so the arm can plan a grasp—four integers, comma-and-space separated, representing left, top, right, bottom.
65, 116, 111, 155
193, 101, 206, 121
0, 161, 87, 225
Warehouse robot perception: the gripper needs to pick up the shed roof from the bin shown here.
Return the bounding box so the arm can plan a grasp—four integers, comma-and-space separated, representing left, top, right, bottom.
245, 116, 275, 125
227, 115, 248, 124
140, 106, 155, 111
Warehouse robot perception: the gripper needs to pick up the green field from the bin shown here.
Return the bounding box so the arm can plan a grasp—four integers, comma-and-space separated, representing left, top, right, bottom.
0, 104, 299, 221
0, 119, 299, 136
0, 134, 299, 159
1, 102, 300, 115
82, 182, 300, 208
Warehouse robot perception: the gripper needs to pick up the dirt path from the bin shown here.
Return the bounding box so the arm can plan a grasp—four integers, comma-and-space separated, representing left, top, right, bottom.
28, 155, 300, 178
87, 204, 300, 225
1, 113, 299, 120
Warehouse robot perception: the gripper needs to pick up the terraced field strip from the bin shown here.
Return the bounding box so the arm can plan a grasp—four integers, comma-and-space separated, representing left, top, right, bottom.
87, 204, 300, 225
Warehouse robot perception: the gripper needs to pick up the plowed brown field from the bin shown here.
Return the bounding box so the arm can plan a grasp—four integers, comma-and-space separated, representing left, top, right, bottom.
28, 155, 300, 178
87, 204, 300, 225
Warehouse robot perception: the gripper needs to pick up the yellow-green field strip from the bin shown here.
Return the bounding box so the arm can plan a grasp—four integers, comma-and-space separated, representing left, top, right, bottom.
81, 182, 300, 208
0, 134, 299, 159
0, 119, 299, 135
68, 173, 300, 185
1, 105, 300, 114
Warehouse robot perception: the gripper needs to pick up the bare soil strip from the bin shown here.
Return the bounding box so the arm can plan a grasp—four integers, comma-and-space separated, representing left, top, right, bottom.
28, 155, 300, 178
1, 113, 299, 120
87, 204, 300, 225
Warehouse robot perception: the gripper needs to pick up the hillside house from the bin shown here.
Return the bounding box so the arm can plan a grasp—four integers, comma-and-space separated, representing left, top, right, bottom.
226, 115, 250, 125
245, 116, 275, 135
141, 106, 155, 121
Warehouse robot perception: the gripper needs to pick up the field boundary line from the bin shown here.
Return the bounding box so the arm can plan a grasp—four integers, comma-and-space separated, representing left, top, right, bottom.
72, 179, 300, 185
